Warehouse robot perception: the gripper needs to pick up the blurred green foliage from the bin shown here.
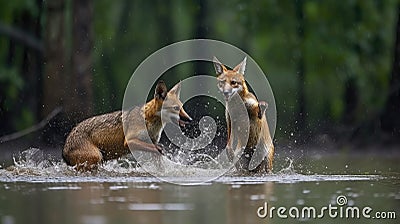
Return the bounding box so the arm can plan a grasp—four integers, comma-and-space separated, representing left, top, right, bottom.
92, 0, 398, 139
0, 0, 399, 140
0, 0, 41, 132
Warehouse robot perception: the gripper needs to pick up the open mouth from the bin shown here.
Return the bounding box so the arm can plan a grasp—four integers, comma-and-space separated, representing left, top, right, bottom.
178, 119, 189, 127
171, 115, 192, 128
178, 109, 192, 128
179, 114, 192, 127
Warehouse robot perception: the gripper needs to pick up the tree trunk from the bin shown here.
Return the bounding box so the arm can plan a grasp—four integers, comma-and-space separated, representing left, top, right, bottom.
21, 0, 43, 126
69, 0, 94, 122
41, 0, 70, 143
0, 21, 17, 135
42, 0, 66, 118
342, 77, 358, 124
342, 4, 361, 125
295, 0, 306, 138
41, 0, 93, 142
381, 6, 400, 138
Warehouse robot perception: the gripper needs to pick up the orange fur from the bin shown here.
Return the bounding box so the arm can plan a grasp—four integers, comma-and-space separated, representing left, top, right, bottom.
214, 57, 274, 173
63, 81, 191, 171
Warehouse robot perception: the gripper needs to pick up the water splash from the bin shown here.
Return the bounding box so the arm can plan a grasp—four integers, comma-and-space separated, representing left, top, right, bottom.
0, 148, 383, 184
3, 148, 143, 178
9, 148, 68, 176
277, 157, 296, 175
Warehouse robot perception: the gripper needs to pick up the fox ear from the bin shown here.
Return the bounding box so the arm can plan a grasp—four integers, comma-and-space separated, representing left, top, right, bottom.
233, 57, 247, 75
169, 81, 181, 98
213, 56, 226, 75
155, 80, 167, 100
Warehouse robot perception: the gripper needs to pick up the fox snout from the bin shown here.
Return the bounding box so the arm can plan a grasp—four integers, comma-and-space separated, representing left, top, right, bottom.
217, 81, 233, 101
222, 90, 233, 101
163, 107, 192, 128
223, 92, 230, 99
179, 108, 192, 127
219, 84, 240, 101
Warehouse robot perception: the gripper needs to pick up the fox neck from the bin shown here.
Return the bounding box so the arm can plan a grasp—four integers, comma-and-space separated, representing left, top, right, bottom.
144, 99, 163, 124
143, 98, 164, 143
238, 82, 250, 98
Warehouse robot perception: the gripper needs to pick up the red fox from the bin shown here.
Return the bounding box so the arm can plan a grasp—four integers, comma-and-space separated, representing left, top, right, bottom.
213, 56, 274, 173
62, 80, 192, 170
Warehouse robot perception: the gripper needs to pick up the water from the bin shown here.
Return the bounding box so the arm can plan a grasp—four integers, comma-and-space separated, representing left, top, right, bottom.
0, 147, 399, 224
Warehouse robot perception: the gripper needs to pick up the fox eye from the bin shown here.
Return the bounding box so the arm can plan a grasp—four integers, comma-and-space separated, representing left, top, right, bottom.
231, 80, 237, 85
173, 106, 180, 111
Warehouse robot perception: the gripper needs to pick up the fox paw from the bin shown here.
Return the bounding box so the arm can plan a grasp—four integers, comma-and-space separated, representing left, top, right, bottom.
258, 101, 268, 119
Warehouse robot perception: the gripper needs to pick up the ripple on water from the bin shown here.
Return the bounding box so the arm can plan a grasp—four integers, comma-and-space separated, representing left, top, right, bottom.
46, 186, 82, 190
127, 203, 195, 211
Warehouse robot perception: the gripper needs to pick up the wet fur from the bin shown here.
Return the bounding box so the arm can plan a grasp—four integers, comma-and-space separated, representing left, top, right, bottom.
62, 81, 186, 171
214, 57, 274, 173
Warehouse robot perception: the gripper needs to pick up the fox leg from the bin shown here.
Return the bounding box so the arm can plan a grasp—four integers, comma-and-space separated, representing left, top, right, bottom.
225, 132, 235, 162
225, 112, 234, 161
266, 145, 274, 173
249, 159, 267, 173
124, 138, 162, 154
63, 142, 103, 171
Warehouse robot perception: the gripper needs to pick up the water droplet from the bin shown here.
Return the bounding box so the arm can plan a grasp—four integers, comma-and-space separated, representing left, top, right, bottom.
296, 199, 305, 205
148, 184, 159, 190
250, 194, 265, 201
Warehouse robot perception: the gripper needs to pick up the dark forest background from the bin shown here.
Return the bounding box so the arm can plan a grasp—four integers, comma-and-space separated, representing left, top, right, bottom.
0, 0, 400, 149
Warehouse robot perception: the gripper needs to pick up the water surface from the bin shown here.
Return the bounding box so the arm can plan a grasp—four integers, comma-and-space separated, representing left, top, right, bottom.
0, 147, 398, 224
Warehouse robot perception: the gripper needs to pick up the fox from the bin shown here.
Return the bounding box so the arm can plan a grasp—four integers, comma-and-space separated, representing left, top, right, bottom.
213, 56, 274, 173
62, 80, 192, 171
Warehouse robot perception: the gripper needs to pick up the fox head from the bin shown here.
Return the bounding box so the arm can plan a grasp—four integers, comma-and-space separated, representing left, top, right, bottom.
154, 81, 192, 127
213, 56, 248, 101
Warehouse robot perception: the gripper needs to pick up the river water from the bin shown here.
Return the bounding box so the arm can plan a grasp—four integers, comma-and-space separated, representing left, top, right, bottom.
0, 147, 398, 224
